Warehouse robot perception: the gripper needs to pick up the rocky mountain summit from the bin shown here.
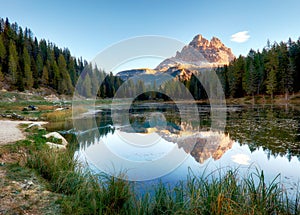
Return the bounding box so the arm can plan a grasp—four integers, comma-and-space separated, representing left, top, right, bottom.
157, 34, 235, 69
117, 34, 235, 82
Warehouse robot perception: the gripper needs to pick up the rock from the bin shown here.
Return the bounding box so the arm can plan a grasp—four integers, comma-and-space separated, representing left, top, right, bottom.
46, 142, 67, 150
12, 113, 24, 120
157, 34, 235, 69
27, 117, 39, 121
43, 132, 68, 146
44, 94, 59, 102
55, 107, 65, 111
27, 123, 45, 130
21, 180, 34, 189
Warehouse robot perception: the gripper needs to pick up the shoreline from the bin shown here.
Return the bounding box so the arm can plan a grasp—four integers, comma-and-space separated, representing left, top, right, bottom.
0, 120, 47, 145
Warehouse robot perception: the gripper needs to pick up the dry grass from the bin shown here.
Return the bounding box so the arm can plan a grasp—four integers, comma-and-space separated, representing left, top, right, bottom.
41, 109, 73, 122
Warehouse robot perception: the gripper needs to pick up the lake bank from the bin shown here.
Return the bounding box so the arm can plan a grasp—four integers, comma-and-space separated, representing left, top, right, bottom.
1, 94, 300, 214
0, 126, 299, 214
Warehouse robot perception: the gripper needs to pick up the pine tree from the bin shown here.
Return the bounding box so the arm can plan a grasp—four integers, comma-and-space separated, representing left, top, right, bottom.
0, 35, 6, 83
0, 35, 6, 63
8, 40, 18, 85
52, 61, 59, 89
286, 58, 295, 99
82, 72, 92, 97
254, 51, 264, 95
265, 46, 278, 99
243, 50, 258, 98
42, 64, 49, 85
228, 56, 244, 98
68, 57, 76, 86
36, 53, 43, 77
57, 54, 73, 94
266, 69, 277, 99
23, 46, 33, 88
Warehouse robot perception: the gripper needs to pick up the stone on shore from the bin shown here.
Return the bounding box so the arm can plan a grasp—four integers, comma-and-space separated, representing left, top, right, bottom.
43, 132, 68, 146
45, 142, 67, 150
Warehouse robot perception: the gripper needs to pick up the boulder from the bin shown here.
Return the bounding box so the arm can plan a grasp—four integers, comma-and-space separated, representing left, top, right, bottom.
27, 117, 39, 121
27, 123, 45, 130
43, 132, 68, 146
46, 142, 66, 150
12, 113, 24, 120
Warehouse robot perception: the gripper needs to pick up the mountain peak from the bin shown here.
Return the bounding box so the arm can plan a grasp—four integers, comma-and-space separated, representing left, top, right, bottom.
210, 37, 223, 48
189, 34, 210, 48
157, 34, 235, 69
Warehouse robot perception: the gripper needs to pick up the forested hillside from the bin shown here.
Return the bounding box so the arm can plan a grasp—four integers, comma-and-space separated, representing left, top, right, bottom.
1, 17, 299, 100
0, 18, 82, 93
0, 17, 123, 96
216, 39, 300, 99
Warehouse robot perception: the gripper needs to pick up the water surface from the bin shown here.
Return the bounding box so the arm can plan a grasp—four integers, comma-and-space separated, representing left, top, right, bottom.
62, 102, 300, 192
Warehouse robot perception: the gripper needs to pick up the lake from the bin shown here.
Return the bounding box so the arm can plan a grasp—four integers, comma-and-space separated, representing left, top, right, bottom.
57, 101, 300, 193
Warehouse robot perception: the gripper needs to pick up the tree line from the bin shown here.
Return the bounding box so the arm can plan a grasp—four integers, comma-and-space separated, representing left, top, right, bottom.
106, 37, 300, 101
0, 17, 123, 96
216, 39, 300, 100
1, 17, 299, 100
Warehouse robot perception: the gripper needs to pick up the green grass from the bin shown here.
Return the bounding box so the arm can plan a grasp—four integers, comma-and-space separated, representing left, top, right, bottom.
3, 128, 299, 214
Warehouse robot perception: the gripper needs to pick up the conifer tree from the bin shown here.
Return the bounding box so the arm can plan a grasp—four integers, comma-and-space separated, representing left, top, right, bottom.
8, 40, 18, 85
265, 47, 279, 99
23, 46, 33, 88
42, 64, 49, 85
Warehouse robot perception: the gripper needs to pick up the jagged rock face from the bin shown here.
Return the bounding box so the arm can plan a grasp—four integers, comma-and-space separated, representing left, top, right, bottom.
158, 129, 234, 164
188, 35, 235, 64
116, 34, 235, 82
157, 34, 235, 69
163, 66, 193, 81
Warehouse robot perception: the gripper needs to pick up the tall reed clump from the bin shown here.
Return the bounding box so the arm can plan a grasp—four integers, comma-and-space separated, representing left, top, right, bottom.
134, 169, 300, 215
41, 109, 73, 122
24, 129, 132, 214
26, 148, 134, 214
41, 106, 87, 122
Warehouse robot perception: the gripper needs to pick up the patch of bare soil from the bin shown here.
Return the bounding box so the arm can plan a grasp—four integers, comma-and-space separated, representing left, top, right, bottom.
0, 148, 61, 215
0, 120, 47, 145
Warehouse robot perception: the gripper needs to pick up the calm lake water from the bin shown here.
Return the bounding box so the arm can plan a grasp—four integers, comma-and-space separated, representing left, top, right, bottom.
54, 102, 300, 192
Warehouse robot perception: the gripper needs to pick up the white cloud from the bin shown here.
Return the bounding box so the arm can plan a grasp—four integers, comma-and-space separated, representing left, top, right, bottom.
231, 31, 250, 43
231, 154, 251, 165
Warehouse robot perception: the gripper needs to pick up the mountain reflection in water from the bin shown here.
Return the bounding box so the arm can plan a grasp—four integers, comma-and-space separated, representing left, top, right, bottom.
69, 103, 300, 184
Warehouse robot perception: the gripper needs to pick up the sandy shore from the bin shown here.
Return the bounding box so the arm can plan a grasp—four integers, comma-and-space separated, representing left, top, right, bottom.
0, 120, 47, 145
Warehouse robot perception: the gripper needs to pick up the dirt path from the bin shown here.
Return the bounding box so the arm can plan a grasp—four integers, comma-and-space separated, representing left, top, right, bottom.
0, 120, 61, 214
0, 120, 47, 145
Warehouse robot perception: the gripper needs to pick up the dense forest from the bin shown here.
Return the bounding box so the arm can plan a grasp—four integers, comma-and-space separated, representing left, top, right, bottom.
0, 18, 81, 93
1, 17, 299, 100
155, 38, 300, 101
216, 39, 300, 99
0, 17, 123, 96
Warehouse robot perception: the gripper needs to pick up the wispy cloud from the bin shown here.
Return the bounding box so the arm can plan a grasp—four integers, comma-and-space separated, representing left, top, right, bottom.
231, 31, 250, 43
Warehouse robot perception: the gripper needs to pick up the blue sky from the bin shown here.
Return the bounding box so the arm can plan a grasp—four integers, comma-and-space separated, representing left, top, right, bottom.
1, 0, 300, 68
